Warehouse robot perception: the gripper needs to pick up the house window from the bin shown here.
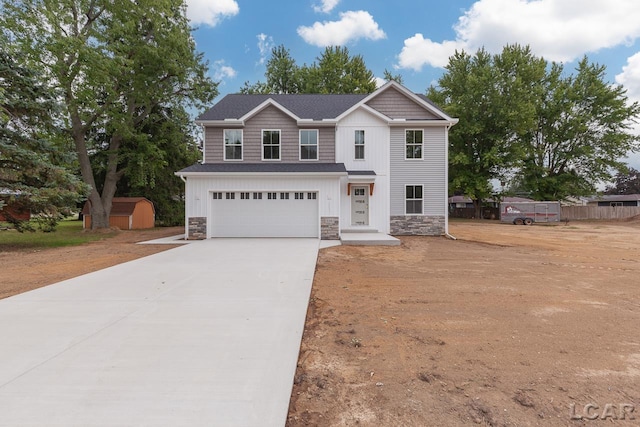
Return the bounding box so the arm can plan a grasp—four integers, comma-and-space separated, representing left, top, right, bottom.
224, 129, 242, 160
355, 130, 365, 160
240, 192, 250, 200
225, 192, 235, 200
405, 130, 423, 159
267, 192, 277, 200
253, 192, 262, 200
294, 192, 304, 200
262, 130, 281, 160
212, 192, 222, 199
280, 192, 289, 200
307, 192, 317, 200
300, 130, 318, 160
405, 185, 423, 214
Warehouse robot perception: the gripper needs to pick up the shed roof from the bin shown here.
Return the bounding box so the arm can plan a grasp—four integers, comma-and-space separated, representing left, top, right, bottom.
82, 197, 154, 216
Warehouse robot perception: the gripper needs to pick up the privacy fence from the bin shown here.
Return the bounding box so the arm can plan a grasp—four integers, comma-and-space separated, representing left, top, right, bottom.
561, 206, 640, 221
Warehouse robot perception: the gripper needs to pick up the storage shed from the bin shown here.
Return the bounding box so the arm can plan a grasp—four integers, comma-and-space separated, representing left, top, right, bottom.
82, 197, 155, 230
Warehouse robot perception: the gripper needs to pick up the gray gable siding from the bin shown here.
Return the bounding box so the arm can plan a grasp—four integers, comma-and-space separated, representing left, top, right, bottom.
390, 127, 446, 216
203, 105, 335, 163
367, 87, 439, 120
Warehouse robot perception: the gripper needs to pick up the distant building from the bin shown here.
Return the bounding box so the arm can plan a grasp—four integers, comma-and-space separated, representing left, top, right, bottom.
586, 194, 640, 207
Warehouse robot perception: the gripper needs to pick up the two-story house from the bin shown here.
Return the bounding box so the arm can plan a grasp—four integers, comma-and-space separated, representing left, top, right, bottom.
176, 81, 458, 240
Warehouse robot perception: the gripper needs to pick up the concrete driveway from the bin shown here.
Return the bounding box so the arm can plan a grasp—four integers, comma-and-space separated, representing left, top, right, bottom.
0, 238, 319, 427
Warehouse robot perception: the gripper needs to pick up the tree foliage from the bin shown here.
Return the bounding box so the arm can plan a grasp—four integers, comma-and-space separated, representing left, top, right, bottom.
430, 44, 640, 210
605, 167, 640, 195
241, 45, 377, 94
428, 45, 545, 217
0, 47, 87, 231
1, 0, 218, 229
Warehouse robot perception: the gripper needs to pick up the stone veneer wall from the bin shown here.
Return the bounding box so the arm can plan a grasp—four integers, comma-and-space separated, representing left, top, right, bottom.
390, 215, 445, 236
320, 216, 340, 240
188, 217, 207, 240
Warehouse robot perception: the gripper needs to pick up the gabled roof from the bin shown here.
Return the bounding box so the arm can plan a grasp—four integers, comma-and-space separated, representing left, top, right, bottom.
197, 94, 367, 122
82, 197, 153, 216
195, 81, 457, 125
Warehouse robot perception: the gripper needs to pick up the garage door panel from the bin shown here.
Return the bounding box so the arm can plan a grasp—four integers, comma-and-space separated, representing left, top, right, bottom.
211, 192, 318, 238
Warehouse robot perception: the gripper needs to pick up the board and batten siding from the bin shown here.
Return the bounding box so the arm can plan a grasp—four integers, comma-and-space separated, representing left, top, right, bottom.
366, 87, 439, 120
390, 127, 446, 216
203, 105, 335, 163
336, 107, 391, 233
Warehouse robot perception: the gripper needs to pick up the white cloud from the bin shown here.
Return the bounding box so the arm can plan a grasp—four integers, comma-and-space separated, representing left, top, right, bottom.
616, 52, 640, 104
397, 34, 466, 71
313, 0, 340, 14
397, 0, 640, 71
297, 10, 386, 47
257, 33, 275, 65
616, 53, 640, 169
212, 60, 237, 82
186, 0, 239, 27
374, 77, 386, 88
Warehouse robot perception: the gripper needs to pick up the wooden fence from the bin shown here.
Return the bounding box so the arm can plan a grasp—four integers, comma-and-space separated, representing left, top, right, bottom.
561, 206, 640, 220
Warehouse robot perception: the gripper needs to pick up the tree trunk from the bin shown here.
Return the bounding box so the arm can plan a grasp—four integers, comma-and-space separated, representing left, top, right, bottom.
473, 199, 484, 219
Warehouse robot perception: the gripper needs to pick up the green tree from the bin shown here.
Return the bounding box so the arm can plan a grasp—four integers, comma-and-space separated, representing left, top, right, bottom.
383, 69, 404, 84
1, 0, 217, 229
241, 45, 377, 94
300, 46, 377, 94
0, 48, 87, 231
429, 45, 545, 217
516, 58, 640, 200
605, 167, 640, 195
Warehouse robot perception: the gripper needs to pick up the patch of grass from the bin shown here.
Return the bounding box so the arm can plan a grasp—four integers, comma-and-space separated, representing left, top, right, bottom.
0, 219, 115, 251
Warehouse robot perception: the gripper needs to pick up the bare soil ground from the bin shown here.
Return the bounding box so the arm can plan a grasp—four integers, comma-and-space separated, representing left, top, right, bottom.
0, 226, 183, 300
287, 220, 640, 426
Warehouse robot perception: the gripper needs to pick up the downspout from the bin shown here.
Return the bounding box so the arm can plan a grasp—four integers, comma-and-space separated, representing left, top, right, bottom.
444, 123, 456, 240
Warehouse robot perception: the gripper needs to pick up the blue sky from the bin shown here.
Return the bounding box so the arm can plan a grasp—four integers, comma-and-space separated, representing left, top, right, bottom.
186, 0, 640, 167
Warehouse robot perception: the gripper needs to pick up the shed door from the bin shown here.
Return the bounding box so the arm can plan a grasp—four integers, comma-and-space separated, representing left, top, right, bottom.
210, 191, 319, 238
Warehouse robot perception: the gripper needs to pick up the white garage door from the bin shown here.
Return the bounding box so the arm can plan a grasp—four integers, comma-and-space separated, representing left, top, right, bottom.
210, 191, 319, 238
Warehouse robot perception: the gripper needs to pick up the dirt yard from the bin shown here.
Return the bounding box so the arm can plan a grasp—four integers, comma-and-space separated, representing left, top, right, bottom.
0, 226, 183, 299
1, 221, 639, 425
287, 220, 640, 426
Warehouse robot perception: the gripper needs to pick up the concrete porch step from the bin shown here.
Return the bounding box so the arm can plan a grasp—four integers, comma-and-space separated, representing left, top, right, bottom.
340, 232, 400, 246
341, 228, 379, 234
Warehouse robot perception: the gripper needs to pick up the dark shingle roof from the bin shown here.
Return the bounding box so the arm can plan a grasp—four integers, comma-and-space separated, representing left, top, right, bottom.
197, 94, 369, 121
348, 170, 376, 176
177, 162, 348, 174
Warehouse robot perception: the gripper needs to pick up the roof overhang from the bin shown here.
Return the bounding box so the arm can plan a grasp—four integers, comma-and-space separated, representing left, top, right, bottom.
176, 171, 347, 178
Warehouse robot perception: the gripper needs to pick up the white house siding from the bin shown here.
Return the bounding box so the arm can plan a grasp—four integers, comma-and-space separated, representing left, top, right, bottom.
336, 108, 391, 233
184, 175, 341, 238
389, 126, 447, 235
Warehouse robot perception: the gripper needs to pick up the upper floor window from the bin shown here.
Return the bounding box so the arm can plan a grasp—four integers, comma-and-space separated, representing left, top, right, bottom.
224, 129, 242, 161
262, 130, 281, 160
405, 130, 423, 159
299, 130, 318, 161
354, 130, 365, 160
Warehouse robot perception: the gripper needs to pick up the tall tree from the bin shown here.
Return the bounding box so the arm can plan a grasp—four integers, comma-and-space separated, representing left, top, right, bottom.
1, 0, 217, 229
383, 69, 404, 84
516, 58, 640, 200
300, 46, 377, 94
605, 167, 640, 195
0, 47, 87, 230
240, 45, 377, 95
429, 45, 546, 217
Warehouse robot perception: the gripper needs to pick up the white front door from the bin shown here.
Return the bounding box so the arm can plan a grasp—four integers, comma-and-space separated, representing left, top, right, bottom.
351, 186, 369, 226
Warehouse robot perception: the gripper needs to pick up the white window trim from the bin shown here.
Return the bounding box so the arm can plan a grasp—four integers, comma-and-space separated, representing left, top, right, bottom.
405, 129, 424, 161
354, 130, 365, 161
299, 129, 319, 162
262, 129, 282, 161
405, 184, 424, 215
223, 129, 243, 161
